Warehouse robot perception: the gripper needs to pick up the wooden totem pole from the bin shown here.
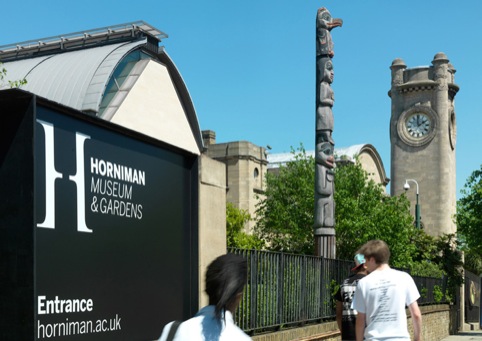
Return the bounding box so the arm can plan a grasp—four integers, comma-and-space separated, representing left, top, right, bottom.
314, 7, 342, 258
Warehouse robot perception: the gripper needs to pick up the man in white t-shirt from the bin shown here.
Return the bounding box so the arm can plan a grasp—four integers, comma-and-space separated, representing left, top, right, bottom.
351, 240, 422, 341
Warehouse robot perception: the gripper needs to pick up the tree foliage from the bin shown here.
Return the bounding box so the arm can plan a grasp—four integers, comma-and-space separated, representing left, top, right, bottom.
408, 230, 443, 277
253, 145, 463, 301
334, 162, 417, 268
254, 146, 316, 254
456, 166, 482, 255
455, 165, 482, 276
254, 145, 419, 265
226, 202, 263, 249
463, 248, 482, 276
433, 234, 464, 301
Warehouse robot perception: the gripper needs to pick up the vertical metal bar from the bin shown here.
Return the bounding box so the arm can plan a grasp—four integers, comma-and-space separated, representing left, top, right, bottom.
269, 252, 273, 327
295, 255, 299, 322
250, 250, 257, 331
272, 252, 275, 325
277, 252, 283, 326
241, 249, 247, 330
290, 254, 294, 323
260, 251, 264, 328
264, 252, 268, 327
306, 257, 311, 319
286, 254, 291, 323
301, 255, 306, 321
289, 254, 294, 323
288, 254, 292, 323
319, 256, 324, 318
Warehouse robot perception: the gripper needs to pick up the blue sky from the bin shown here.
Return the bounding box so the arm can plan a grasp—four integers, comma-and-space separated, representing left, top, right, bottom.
1, 1, 481, 197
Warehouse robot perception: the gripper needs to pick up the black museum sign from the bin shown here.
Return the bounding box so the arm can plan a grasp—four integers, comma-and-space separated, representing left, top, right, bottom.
0, 90, 199, 340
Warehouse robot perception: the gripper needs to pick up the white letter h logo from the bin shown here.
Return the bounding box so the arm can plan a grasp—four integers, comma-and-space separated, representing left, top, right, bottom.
36, 120, 92, 233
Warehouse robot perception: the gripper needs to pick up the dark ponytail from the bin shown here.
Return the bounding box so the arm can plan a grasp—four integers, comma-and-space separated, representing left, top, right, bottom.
205, 254, 247, 320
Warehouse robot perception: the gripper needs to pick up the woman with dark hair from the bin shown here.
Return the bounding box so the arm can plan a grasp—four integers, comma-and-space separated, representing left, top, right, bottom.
158, 253, 251, 340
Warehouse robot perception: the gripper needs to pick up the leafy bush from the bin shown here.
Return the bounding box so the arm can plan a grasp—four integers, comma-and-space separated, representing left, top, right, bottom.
433, 285, 445, 303
227, 203, 263, 249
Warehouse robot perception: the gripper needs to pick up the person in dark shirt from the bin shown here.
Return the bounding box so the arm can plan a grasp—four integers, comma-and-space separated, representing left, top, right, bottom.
335, 254, 368, 341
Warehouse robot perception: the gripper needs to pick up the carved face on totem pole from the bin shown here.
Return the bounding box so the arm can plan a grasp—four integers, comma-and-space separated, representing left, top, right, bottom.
317, 7, 332, 24
323, 60, 334, 84
316, 7, 343, 58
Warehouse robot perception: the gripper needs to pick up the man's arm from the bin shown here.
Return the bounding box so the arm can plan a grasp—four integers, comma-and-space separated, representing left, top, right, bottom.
355, 312, 366, 341
335, 301, 342, 331
408, 301, 422, 341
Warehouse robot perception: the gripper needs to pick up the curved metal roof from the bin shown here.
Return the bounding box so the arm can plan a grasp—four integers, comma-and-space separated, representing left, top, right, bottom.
0, 22, 204, 154
1, 39, 146, 113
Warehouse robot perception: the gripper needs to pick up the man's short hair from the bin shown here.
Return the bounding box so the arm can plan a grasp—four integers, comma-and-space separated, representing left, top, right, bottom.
357, 240, 390, 264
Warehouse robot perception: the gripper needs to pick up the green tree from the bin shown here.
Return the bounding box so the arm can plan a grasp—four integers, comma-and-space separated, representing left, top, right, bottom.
409, 230, 443, 277
433, 234, 464, 301
254, 145, 420, 265
463, 248, 482, 276
334, 159, 417, 268
455, 165, 482, 276
226, 202, 263, 249
254, 146, 315, 254
253, 145, 462, 300
456, 165, 482, 255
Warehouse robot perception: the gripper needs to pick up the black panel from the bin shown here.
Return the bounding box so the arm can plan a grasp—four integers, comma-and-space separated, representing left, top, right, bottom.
0, 91, 35, 340
0, 90, 199, 341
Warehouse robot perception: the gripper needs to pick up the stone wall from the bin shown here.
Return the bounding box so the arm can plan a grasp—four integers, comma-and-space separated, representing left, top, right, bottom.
203, 140, 268, 233
252, 322, 340, 341
251, 304, 453, 341
198, 155, 227, 307
409, 304, 452, 340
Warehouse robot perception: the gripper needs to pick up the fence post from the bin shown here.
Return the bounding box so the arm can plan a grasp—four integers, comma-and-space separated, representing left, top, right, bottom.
250, 250, 258, 331
319, 256, 324, 317
277, 252, 284, 327
301, 255, 307, 322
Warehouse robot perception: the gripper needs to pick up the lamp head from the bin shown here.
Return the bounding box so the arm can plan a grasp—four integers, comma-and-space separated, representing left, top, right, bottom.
403, 181, 410, 191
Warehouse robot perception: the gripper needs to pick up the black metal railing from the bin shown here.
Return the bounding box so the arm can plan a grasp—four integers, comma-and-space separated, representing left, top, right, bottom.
412, 275, 447, 305
229, 248, 352, 333
229, 248, 449, 334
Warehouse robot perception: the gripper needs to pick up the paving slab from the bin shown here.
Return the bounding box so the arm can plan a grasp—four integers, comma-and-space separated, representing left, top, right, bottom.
440, 331, 482, 341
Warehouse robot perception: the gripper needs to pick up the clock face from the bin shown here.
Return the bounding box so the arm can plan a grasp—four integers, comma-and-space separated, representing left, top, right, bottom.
406, 113, 431, 138
397, 106, 437, 147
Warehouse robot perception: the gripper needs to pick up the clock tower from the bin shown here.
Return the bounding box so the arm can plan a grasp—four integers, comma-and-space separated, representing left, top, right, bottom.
389, 53, 459, 237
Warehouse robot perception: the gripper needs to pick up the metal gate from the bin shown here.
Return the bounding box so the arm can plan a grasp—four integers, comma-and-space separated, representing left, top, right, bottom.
465, 270, 480, 324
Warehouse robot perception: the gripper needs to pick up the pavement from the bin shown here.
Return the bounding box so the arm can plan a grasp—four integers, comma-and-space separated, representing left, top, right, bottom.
440, 330, 482, 341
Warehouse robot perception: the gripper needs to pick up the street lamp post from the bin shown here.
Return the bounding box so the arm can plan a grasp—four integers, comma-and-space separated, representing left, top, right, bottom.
404, 179, 420, 229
